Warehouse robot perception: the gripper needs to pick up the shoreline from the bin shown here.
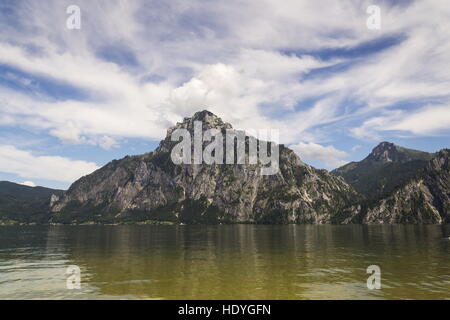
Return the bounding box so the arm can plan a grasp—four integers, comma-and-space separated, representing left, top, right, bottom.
1, 219, 449, 226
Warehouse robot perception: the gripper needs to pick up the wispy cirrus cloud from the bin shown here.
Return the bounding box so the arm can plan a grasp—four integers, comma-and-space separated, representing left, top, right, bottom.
352, 105, 450, 140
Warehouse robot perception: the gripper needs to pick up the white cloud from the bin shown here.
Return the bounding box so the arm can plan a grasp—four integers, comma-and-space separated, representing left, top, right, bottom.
21, 181, 36, 187
0, 145, 99, 182
351, 105, 450, 139
290, 142, 349, 169
387, 105, 450, 135
98, 136, 118, 150
351, 145, 362, 152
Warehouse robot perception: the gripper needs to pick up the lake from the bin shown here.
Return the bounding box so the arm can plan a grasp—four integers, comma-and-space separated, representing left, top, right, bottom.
0, 224, 449, 299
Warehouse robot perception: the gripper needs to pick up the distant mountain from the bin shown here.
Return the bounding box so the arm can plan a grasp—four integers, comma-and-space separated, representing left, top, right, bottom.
0, 181, 63, 224
362, 149, 450, 224
332, 142, 434, 199
50, 110, 360, 224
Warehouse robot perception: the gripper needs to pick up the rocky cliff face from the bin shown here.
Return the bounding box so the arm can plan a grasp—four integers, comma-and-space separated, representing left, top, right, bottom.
51, 110, 360, 224
363, 149, 450, 224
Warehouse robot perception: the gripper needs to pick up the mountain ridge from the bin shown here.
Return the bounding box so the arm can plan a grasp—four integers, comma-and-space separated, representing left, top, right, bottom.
0, 181, 63, 224
332, 141, 435, 198
360, 149, 450, 224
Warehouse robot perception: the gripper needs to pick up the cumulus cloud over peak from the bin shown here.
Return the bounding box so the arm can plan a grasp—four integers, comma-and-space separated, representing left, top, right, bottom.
290, 142, 349, 169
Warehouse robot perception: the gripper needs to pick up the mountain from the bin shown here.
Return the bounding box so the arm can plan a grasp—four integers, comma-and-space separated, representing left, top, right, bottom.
0, 181, 63, 224
362, 149, 450, 224
50, 110, 360, 224
332, 142, 434, 199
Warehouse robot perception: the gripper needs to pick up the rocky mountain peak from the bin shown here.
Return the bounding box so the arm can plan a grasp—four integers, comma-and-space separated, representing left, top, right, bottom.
367, 141, 399, 163
375, 141, 395, 149
168, 110, 233, 135
191, 110, 221, 122
157, 110, 234, 154
427, 149, 449, 171
366, 142, 434, 164
366, 141, 431, 163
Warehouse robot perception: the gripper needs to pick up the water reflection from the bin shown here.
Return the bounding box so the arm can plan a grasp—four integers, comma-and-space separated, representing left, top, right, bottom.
0, 224, 449, 299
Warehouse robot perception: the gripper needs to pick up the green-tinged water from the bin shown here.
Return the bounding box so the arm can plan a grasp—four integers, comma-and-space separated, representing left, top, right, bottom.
0, 224, 449, 300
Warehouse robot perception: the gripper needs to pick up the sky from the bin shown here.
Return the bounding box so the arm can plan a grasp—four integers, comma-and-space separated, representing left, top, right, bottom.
0, 0, 449, 190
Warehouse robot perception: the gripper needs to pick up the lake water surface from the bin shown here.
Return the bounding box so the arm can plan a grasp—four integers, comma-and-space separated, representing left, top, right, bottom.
0, 224, 449, 299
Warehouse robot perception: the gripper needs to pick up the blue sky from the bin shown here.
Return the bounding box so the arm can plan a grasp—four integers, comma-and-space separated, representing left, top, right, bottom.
0, 0, 449, 189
